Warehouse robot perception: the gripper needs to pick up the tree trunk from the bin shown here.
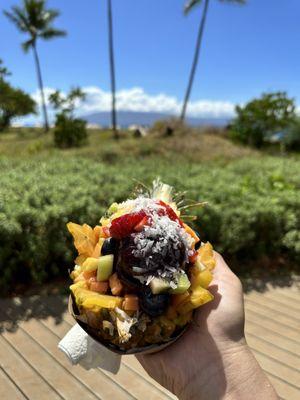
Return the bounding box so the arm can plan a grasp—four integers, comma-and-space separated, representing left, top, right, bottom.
32, 43, 49, 132
180, 0, 210, 122
107, 0, 118, 139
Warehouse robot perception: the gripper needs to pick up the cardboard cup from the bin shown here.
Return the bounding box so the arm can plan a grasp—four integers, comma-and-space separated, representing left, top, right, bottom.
68, 295, 189, 355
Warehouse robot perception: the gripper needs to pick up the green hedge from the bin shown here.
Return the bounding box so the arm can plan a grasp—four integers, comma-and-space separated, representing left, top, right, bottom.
0, 156, 299, 294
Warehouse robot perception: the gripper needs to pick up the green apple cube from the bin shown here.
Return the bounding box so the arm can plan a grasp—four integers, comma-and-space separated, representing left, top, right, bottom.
97, 255, 114, 281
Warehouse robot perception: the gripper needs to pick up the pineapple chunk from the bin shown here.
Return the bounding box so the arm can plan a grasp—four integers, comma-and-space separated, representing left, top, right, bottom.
198, 242, 215, 270
190, 268, 213, 289
70, 287, 123, 311
190, 286, 214, 307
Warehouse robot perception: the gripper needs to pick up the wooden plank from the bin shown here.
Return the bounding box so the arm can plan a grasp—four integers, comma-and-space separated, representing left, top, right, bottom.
245, 301, 300, 331
44, 296, 173, 400
0, 367, 26, 400
252, 350, 300, 388
0, 310, 98, 400
261, 291, 300, 311
245, 293, 300, 320
6, 297, 136, 400
0, 336, 62, 400
246, 333, 300, 371
123, 357, 177, 400
245, 309, 300, 342
267, 373, 300, 400
245, 320, 300, 356
271, 289, 300, 302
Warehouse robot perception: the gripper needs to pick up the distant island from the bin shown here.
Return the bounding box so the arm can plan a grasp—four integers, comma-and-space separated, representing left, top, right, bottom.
81, 111, 229, 128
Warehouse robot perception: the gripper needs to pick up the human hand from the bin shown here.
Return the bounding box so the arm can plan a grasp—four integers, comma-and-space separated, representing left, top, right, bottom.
136, 252, 278, 400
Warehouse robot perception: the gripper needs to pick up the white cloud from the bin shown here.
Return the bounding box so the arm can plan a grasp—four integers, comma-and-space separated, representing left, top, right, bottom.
15, 86, 236, 126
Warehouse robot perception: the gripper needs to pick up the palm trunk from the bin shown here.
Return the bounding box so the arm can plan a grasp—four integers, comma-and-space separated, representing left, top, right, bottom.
107, 0, 118, 139
180, 0, 210, 122
32, 42, 49, 132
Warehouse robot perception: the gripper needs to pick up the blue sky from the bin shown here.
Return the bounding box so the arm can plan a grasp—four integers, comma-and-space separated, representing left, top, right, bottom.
1, 0, 300, 121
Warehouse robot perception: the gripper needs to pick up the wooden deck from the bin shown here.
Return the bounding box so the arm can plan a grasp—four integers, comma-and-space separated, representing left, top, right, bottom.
0, 284, 299, 400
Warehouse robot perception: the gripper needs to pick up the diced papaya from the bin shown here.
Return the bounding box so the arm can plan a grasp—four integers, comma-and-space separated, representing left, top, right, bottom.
171, 291, 190, 308
89, 279, 109, 294
109, 273, 123, 296
198, 242, 215, 270
122, 294, 139, 311
190, 267, 213, 289
82, 269, 97, 280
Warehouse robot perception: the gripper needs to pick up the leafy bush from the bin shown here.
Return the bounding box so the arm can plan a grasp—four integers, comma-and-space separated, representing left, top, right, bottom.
49, 87, 87, 148
284, 117, 300, 151
54, 114, 87, 148
230, 92, 296, 148
0, 156, 299, 294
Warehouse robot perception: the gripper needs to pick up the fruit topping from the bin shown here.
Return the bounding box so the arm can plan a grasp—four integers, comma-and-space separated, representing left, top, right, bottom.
139, 287, 170, 317
101, 237, 119, 256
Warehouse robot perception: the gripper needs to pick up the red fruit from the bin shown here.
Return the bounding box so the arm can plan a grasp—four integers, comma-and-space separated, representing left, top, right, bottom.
189, 250, 198, 264
157, 200, 183, 226
110, 211, 146, 239
134, 216, 149, 232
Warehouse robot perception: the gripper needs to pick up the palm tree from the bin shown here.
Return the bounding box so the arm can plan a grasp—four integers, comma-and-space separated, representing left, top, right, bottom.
4, 0, 66, 132
107, 0, 118, 139
180, 0, 245, 122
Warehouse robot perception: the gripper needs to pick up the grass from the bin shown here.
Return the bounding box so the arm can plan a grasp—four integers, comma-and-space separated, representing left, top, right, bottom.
0, 127, 256, 164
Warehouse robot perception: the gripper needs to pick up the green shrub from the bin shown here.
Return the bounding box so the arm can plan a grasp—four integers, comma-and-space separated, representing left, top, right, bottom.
0, 156, 299, 294
54, 114, 87, 148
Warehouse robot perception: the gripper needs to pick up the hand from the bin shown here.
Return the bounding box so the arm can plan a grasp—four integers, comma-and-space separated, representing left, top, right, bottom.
136, 252, 278, 400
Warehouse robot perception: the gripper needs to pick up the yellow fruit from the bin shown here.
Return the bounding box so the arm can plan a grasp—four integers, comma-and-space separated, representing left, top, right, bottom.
70, 287, 123, 311
183, 223, 200, 246
190, 286, 214, 307
82, 257, 100, 272
198, 242, 215, 270
70, 280, 88, 292
67, 222, 97, 256
174, 311, 193, 326
190, 268, 213, 289
75, 254, 87, 266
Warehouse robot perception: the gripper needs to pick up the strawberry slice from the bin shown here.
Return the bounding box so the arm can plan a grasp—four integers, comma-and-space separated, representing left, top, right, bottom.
110, 211, 146, 238
157, 200, 183, 226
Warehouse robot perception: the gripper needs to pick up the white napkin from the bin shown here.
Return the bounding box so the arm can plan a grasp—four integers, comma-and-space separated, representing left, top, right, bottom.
58, 323, 121, 374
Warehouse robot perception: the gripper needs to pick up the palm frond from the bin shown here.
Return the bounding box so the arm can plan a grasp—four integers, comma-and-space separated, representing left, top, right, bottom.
22, 38, 35, 52
3, 8, 29, 32
40, 28, 66, 39
184, 0, 202, 15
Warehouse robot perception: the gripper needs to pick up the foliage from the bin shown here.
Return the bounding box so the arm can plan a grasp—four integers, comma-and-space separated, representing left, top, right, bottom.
230, 92, 296, 148
0, 156, 299, 294
283, 117, 300, 151
53, 114, 87, 148
0, 59, 11, 79
49, 87, 87, 148
3, 0, 66, 52
0, 80, 36, 131
184, 0, 246, 15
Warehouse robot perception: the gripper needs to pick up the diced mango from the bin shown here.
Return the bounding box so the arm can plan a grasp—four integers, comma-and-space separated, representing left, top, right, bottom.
91, 243, 101, 258
75, 254, 87, 266
70, 280, 88, 293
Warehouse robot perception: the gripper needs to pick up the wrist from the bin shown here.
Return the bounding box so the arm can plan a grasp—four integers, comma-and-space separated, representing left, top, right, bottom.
178, 340, 277, 400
